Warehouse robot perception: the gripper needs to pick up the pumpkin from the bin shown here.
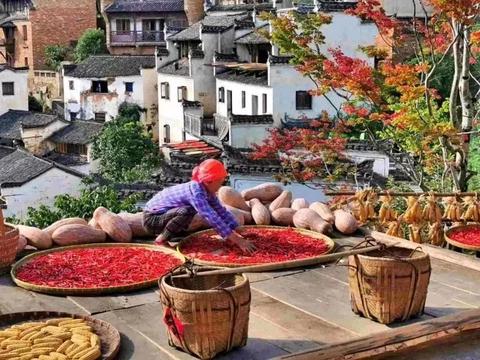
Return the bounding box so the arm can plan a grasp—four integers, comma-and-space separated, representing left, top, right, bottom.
333, 210, 359, 235
88, 217, 102, 230
269, 191, 293, 212
291, 198, 309, 211
241, 183, 283, 202
250, 199, 271, 225
17, 225, 52, 250
188, 214, 210, 232
52, 224, 106, 246
117, 212, 152, 237
224, 205, 254, 224
218, 186, 250, 211
93, 207, 132, 243
271, 208, 296, 226
43, 217, 88, 236
16, 235, 27, 254
310, 202, 335, 224
293, 209, 332, 234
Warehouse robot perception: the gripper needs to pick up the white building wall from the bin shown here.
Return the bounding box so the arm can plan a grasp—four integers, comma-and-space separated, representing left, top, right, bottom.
141, 67, 159, 141
346, 150, 390, 177
63, 75, 145, 121
21, 120, 68, 155
3, 168, 83, 219
157, 73, 194, 144
229, 124, 271, 148
0, 69, 28, 115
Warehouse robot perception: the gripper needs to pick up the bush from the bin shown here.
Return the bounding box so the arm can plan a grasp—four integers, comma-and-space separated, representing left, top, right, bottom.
74, 29, 107, 63
28, 96, 43, 112
45, 45, 71, 71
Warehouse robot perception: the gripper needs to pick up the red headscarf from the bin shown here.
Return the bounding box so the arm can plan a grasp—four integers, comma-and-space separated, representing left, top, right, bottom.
192, 159, 228, 183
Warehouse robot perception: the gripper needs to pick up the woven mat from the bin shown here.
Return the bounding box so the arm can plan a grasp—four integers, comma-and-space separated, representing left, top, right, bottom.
0, 311, 120, 360
177, 225, 336, 268
10, 243, 184, 296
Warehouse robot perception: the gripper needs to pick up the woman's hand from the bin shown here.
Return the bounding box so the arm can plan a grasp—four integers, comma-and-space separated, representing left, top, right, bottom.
226, 232, 256, 254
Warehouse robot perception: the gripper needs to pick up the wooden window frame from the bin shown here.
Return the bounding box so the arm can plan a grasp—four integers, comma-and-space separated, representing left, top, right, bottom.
262, 93, 267, 114
2, 82, 14, 96
296, 90, 312, 110
218, 87, 225, 103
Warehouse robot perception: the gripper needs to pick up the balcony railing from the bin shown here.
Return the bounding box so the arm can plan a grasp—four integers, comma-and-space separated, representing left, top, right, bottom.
110, 31, 165, 44
184, 114, 218, 138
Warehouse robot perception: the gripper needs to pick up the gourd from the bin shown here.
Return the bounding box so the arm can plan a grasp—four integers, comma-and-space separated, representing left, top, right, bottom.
16, 234, 27, 254
88, 217, 102, 230
218, 186, 250, 211
17, 225, 52, 250
333, 210, 359, 235
224, 204, 254, 224
309, 202, 335, 224
44, 217, 88, 236
250, 199, 271, 225
93, 207, 132, 243
52, 224, 106, 246
227, 207, 247, 226
271, 208, 296, 226
117, 212, 151, 237
293, 209, 332, 234
241, 183, 283, 202
269, 191, 293, 212
291, 198, 309, 211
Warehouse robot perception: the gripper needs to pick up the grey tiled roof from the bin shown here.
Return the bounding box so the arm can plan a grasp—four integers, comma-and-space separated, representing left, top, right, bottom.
235, 27, 269, 45
0, 110, 59, 140
168, 15, 247, 41
64, 55, 156, 78
214, 52, 238, 62
105, 0, 184, 13
158, 59, 190, 76
48, 120, 104, 145
231, 114, 273, 124
0, 149, 85, 186
269, 54, 293, 64
216, 69, 268, 85
0, 145, 15, 159
207, 3, 273, 12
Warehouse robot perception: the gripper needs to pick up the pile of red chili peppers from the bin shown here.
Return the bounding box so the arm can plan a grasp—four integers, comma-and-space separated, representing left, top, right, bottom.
16, 247, 182, 288
449, 227, 480, 247
181, 227, 330, 264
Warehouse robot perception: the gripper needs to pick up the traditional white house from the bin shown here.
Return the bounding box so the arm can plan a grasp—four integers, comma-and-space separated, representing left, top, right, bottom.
0, 65, 28, 115
0, 148, 85, 219
62, 55, 158, 138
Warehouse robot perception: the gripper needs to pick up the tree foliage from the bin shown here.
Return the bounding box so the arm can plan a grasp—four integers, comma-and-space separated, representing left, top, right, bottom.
44, 44, 71, 70
74, 29, 107, 63
255, 0, 480, 191
91, 103, 160, 183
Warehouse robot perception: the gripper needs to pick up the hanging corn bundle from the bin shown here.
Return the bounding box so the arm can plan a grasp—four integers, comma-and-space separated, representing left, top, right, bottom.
386, 216, 404, 238
427, 222, 444, 246
461, 196, 480, 222
443, 197, 462, 222
378, 193, 398, 223
403, 196, 422, 224
408, 223, 423, 243
421, 193, 442, 223
354, 189, 374, 223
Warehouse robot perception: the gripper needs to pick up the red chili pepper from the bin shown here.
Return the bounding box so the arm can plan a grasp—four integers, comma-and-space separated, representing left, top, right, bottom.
16, 247, 182, 288
449, 228, 480, 247
181, 228, 330, 264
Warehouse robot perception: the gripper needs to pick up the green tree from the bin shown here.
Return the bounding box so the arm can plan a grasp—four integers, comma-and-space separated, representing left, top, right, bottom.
18, 186, 140, 228
44, 45, 71, 71
28, 95, 43, 112
91, 104, 160, 182
74, 29, 107, 63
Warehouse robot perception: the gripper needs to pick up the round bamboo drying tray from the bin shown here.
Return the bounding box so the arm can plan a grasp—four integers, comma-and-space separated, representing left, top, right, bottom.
445, 224, 480, 251
177, 225, 336, 268
0, 224, 19, 275
0, 311, 120, 359
11, 243, 185, 296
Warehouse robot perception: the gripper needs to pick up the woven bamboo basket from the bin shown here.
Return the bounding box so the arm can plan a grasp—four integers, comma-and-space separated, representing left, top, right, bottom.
0, 207, 19, 274
159, 267, 251, 359
348, 246, 431, 325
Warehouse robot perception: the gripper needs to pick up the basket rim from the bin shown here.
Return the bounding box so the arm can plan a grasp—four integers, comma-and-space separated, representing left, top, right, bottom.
352, 246, 430, 262
177, 225, 336, 268
444, 224, 480, 251
160, 268, 249, 295
0, 311, 120, 360
10, 242, 185, 296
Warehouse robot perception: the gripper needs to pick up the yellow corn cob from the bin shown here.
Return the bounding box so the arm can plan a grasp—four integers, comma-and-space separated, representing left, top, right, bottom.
29, 348, 56, 356
72, 346, 97, 360
0, 330, 20, 338
49, 352, 67, 360
27, 331, 48, 342
45, 319, 73, 326
89, 335, 99, 348
71, 335, 89, 344
70, 328, 92, 335
20, 326, 46, 340
65, 343, 79, 356
59, 324, 88, 330
10, 348, 31, 355
34, 337, 62, 345
57, 320, 85, 327
42, 327, 64, 335
17, 354, 35, 360
68, 344, 90, 358
12, 323, 45, 331
1, 339, 30, 347
77, 347, 100, 360
32, 342, 61, 349
55, 340, 72, 354
38, 356, 54, 360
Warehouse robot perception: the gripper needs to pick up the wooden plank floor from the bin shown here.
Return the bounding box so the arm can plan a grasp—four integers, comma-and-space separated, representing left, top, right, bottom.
2, 234, 480, 359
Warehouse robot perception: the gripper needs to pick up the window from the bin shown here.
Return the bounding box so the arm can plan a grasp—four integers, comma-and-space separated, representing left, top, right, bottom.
241, 91, 246, 108
177, 86, 187, 102
69, 112, 77, 120
125, 82, 133, 93
262, 93, 267, 113
252, 95, 258, 115
116, 19, 130, 34
95, 112, 106, 122
2, 82, 14, 96
296, 91, 312, 110
69, 80, 74, 90
23, 25, 27, 41
163, 124, 170, 143
56, 143, 87, 156
160, 82, 170, 99
218, 87, 225, 103
24, 57, 28, 67
91, 80, 108, 93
